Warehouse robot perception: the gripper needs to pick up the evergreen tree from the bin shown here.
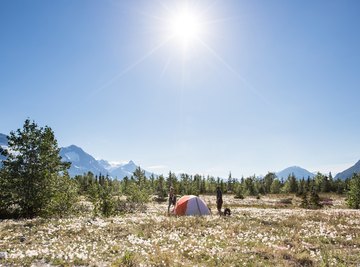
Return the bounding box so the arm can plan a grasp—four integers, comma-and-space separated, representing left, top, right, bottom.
220, 179, 225, 193
270, 179, 281, 194
200, 177, 206, 194
0, 119, 74, 218
300, 192, 309, 208
347, 173, 360, 209
227, 172, 233, 193
288, 174, 298, 193
234, 181, 244, 199
334, 178, 345, 194
133, 167, 146, 188
320, 176, 331, 193
308, 179, 322, 209
156, 175, 167, 200
297, 178, 306, 196
99, 180, 115, 217
328, 172, 334, 192
166, 171, 177, 190
314, 172, 325, 192
206, 176, 217, 193
122, 176, 129, 194
243, 176, 257, 196
263, 172, 276, 194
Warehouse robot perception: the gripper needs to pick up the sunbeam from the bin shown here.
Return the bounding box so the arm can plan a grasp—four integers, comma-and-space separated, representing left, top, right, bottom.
88, 36, 172, 98
196, 37, 269, 105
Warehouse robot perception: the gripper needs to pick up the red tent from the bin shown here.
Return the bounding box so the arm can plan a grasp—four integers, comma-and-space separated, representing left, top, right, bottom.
174, 195, 210, 216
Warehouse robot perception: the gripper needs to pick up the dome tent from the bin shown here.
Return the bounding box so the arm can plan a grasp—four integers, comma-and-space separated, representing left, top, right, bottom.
174, 195, 211, 216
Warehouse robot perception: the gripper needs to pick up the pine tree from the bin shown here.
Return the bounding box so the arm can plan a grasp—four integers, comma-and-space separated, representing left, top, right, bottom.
227, 172, 233, 193
263, 172, 276, 194
156, 175, 166, 200
288, 174, 298, 193
300, 192, 309, 208
0, 119, 74, 218
297, 178, 306, 196
308, 180, 322, 209
347, 173, 360, 209
270, 179, 281, 194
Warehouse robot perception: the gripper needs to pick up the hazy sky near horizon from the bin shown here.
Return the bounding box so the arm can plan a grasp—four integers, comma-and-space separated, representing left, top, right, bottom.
1, 0, 360, 177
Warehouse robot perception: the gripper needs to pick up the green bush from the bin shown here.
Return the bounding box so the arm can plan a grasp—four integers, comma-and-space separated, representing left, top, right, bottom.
126, 183, 150, 204
99, 186, 116, 217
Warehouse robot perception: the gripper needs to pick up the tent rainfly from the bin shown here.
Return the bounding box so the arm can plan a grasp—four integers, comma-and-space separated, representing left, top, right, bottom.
173, 195, 211, 216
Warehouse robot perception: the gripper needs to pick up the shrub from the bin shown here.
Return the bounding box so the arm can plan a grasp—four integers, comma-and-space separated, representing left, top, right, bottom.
126, 183, 150, 204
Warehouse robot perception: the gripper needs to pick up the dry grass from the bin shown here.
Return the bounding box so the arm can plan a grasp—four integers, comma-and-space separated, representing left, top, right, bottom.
0, 194, 359, 266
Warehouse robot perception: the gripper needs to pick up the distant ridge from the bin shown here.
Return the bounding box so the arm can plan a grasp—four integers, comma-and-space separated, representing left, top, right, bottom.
276, 166, 315, 180
335, 160, 360, 180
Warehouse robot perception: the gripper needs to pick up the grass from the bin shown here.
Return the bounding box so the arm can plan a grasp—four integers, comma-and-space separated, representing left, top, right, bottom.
0, 194, 359, 266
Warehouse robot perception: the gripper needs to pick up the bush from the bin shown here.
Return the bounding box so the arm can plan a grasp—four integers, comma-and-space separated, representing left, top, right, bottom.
300, 190, 323, 209
115, 199, 146, 214
100, 188, 116, 217
44, 174, 78, 217
309, 189, 322, 209
111, 251, 139, 267
126, 183, 150, 204
234, 185, 244, 199
279, 198, 293, 205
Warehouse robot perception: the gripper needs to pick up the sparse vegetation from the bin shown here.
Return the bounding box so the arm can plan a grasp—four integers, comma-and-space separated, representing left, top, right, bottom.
0, 195, 359, 266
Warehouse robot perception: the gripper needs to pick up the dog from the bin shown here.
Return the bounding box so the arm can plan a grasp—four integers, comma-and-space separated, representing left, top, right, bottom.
219, 208, 231, 216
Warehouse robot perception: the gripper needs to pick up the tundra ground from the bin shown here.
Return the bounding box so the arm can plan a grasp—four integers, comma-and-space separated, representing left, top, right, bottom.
0, 194, 359, 266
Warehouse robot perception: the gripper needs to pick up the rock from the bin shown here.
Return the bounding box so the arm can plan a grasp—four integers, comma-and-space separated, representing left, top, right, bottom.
20, 236, 26, 242
0, 251, 8, 259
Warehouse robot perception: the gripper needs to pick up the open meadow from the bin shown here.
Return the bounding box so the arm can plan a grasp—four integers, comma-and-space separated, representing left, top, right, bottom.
1, 194, 359, 267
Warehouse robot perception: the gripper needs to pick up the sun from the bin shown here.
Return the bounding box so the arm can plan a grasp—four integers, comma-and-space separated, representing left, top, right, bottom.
168, 6, 204, 49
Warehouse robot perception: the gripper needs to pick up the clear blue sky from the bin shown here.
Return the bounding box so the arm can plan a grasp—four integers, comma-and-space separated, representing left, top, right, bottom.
1, 0, 360, 177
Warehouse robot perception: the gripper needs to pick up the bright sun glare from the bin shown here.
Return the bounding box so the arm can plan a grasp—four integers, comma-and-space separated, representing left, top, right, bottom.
169, 7, 203, 49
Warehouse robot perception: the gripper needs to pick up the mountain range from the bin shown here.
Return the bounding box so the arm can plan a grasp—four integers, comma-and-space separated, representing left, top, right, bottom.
0, 133, 152, 179
60, 145, 153, 179
1, 132, 360, 179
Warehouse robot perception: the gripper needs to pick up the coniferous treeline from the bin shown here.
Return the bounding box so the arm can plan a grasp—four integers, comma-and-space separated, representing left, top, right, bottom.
75, 169, 352, 199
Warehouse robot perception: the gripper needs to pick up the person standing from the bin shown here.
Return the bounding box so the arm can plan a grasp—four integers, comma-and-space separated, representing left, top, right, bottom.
216, 186, 223, 214
168, 186, 176, 214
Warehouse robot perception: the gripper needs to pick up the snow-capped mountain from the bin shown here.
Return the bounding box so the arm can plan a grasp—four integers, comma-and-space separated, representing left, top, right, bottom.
98, 159, 153, 179
0, 132, 153, 179
60, 145, 152, 179
276, 166, 315, 180
335, 160, 360, 180
60, 145, 108, 177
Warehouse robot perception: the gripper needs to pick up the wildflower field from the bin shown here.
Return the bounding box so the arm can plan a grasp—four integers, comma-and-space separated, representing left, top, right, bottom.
1, 195, 359, 266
